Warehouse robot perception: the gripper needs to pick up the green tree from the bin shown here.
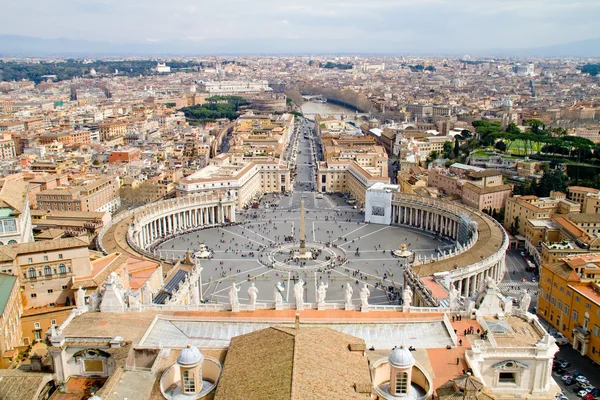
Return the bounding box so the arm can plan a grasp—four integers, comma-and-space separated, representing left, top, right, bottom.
494, 140, 507, 152
443, 141, 453, 157
535, 168, 567, 197
505, 122, 521, 135
426, 151, 440, 166
510, 216, 520, 236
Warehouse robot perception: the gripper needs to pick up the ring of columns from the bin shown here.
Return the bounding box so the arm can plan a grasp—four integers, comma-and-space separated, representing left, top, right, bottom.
391, 194, 509, 299
97, 193, 237, 261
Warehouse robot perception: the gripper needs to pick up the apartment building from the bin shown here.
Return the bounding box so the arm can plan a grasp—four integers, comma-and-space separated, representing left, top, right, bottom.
428, 164, 512, 211
176, 155, 291, 208
36, 176, 121, 213
504, 194, 581, 237
538, 253, 600, 361
0, 134, 16, 160
568, 187, 600, 207
583, 192, 600, 214
108, 148, 142, 164
0, 237, 91, 310
197, 80, 271, 96
98, 120, 127, 141
0, 180, 34, 245
0, 274, 22, 368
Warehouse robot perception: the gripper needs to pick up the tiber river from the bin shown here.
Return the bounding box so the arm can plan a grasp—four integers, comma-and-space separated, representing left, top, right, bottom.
300, 101, 357, 116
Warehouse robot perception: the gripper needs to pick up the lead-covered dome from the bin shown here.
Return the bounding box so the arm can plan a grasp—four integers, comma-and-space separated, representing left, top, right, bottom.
177, 344, 204, 366
389, 346, 415, 368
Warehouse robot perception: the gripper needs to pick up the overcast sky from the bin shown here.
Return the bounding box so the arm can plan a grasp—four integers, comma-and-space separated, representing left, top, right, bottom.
2, 0, 598, 52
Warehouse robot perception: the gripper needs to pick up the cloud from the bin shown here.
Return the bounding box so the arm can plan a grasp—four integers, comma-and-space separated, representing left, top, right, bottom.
0, 0, 597, 52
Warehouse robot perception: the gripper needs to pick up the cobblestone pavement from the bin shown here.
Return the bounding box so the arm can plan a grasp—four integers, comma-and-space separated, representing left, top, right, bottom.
156, 195, 453, 306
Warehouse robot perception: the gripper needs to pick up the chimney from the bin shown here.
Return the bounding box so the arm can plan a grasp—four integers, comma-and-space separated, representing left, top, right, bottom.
295, 313, 300, 331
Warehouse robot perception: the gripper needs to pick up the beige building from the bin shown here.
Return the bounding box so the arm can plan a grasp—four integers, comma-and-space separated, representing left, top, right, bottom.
567, 186, 600, 207
176, 155, 291, 208
428, 164, 512, 211
317, 161, 390, 207
0, 180, 34, 245
0, 274, 22, 368
0, 134, 16, 160
36, 175, 121, 213
504, 194, 580, 237
0, 237, 91, 310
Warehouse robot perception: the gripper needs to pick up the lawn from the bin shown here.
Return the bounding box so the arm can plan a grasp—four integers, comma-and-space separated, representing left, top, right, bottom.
507, 139, 542, 155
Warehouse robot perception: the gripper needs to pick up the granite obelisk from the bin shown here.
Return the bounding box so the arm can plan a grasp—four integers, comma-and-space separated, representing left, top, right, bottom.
299, 199, 306, 254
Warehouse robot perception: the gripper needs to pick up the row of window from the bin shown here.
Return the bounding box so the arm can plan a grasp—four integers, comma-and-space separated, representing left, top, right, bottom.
30, 285, 68, 299
25, 264, 70, 279
28, 254, 63, 263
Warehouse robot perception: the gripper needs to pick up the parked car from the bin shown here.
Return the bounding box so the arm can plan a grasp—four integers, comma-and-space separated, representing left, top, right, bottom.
562, 375, 573, 382
576, 375, 589, 384
583, 393, 595, 400
558, 361, 571, 368
564, 378, 576, 386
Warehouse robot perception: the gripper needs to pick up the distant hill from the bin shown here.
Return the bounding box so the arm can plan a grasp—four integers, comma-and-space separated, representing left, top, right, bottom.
0, 34, 598, 58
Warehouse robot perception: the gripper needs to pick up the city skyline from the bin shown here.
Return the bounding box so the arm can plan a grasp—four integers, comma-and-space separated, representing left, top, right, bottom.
1, 0, 599, 56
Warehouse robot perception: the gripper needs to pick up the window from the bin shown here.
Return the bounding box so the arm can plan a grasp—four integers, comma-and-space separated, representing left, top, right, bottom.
44, 266, 51, 276
576, 296, 580, 303
586, 303, 591, 310
28, 267, 36, 279
182, 370, 196, 393
30, 293, 36, 298
62, 285, 68, 290
551, 296, 556, 305
58, 253, 63, 260
558, 300, 562, 310
567, 290, 571, 297
59, 264, 66, 274
564, 305, 569, 314
28, 258, 33, 264
34, 330, 41, 340
499, 372, 516, 384
44, 256, 48, 262
34, 322, 40, 329
51, 319, 56, 326
47, 289, 53, 294
560, 286, 564, 292
573, 311, 579, 322
395, 372, 408, 395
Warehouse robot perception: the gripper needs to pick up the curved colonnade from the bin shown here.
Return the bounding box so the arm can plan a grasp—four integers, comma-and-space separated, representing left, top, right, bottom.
392, 194, 509, 299
97, 194, 237, 259
98, 192, 509, 305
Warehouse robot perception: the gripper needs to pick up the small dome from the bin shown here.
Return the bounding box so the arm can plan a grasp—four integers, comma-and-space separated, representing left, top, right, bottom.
177, 344, 204, 366
389, 346, 415, 367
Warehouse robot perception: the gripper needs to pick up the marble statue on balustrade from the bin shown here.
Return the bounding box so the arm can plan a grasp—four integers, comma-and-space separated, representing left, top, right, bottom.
248, 283, 259, 310
274, 281, 285, 310
360, 283, 370, 312
141, 282, 153, 305
317, 282, 328, 308
76, 286, 86, 312
402, 284, 413, 308
294, 279, 305, 310
448, 284, 460, 308
345, 283, 353, 309
190, 280, 200, 305
519, 291, 531, 312
127, 291, 142, 311
229, 283, 241, 312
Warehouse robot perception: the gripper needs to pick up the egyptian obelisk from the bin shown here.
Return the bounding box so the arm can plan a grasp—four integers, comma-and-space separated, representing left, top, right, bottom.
299, 199, 306, 254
